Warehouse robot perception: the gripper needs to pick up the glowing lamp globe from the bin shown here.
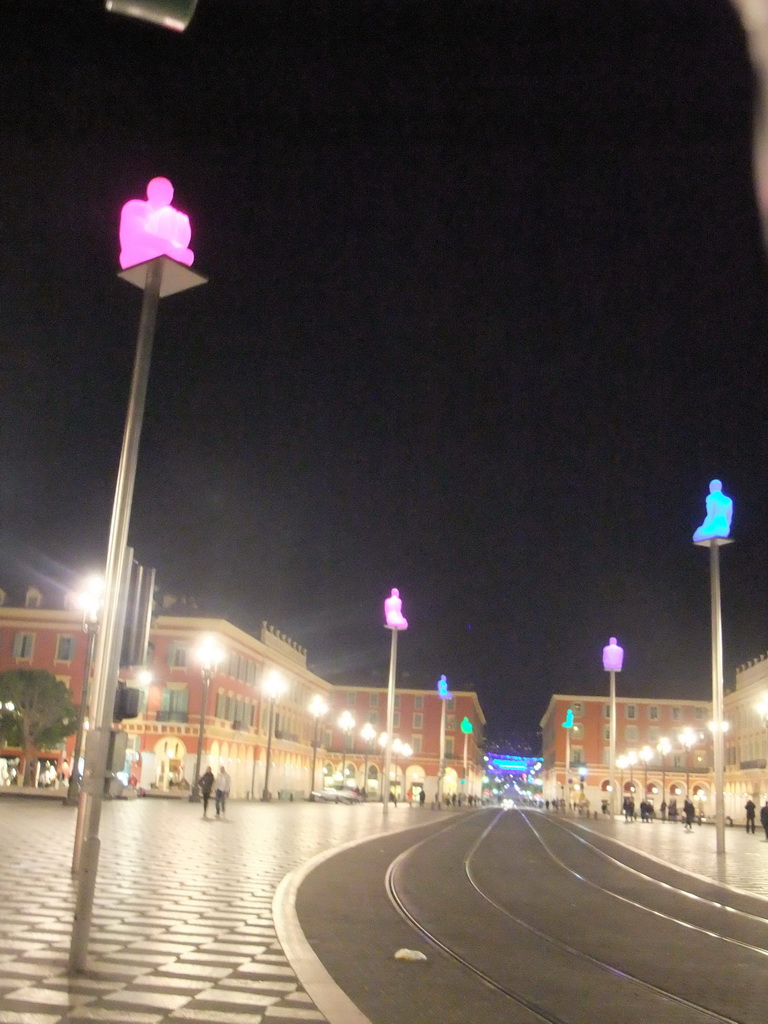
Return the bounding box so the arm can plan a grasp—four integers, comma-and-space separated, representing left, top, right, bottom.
119, 177, 194, 270
602, 637, 624, 673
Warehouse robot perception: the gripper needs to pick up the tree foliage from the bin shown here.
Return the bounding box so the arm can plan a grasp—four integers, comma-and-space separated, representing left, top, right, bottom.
0, 669, 76, 785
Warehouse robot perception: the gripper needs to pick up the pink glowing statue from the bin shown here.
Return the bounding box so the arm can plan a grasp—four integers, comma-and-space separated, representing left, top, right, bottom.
119, 177, 194, 270
384, 588, 408, 630
602, 637, 624, 673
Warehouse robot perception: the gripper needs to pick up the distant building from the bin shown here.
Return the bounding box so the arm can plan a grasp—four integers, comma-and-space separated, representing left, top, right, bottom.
0, 587, 486, 801
540, 694, 713, 813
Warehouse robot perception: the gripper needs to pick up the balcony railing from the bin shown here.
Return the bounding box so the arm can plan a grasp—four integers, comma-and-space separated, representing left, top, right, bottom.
156, 710, 188, 723
740, 759, 767, 771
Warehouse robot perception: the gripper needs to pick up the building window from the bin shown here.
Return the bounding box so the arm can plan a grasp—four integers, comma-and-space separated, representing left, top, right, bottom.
604, 704, 610, 718
673, 753, 683, 768
625, 725, 639, 742
412, 736, 422, 754
216, 691, 227, 719
648, 706, 659, 721
603, 725, 610, 741
625, 705, 637, 720
167, 644, 187, 669
447, 698, 455, 711
414, 695, 423, 709
671, 707, 681, 721
413, 713, 423, 728
571, 723, 583, 739
572, 702, 583, 717
447, 715, 457, 730
394, 694, 401, 708
648, 726, 660, 742
369, 711, 379, 725
56, 636, 75, 662
12, 632, 34, 659
369, 692, 379, 707
347, 691, 356, 706
445, 737, 454, 756
694, 706, 705, 720
393, 712, 400, 729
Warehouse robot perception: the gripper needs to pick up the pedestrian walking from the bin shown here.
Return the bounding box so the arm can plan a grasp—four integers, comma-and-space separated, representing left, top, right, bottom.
745, 798, 757, 834
668, 798, 678, 822
198, 767, 214, 818
761, 800, 768, 840
215, 766, 230, 818
419, 788, 426, 807
660, 800, 667, 822
683, 797, 695, 830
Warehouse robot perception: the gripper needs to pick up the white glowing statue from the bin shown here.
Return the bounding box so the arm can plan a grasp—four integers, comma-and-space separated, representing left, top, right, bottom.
437, 674, 452, 699
384, 588, 408, 630
693, 479, 733, 542
119, 177, 194, 270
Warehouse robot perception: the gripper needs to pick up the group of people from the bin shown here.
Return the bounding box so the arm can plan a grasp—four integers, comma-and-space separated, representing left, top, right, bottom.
744, 799, 768, 838
620, 795, 697, 829
196, 766, 230, 818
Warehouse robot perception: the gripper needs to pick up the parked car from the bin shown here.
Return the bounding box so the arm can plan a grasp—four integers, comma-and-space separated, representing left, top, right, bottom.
311, 786, 363, 804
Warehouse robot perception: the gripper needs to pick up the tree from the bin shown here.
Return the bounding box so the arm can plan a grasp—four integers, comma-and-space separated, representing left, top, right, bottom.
0, 670, 76, 786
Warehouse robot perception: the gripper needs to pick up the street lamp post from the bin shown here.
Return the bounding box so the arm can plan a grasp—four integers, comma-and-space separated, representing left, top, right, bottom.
561, 707, 574, 810
378, 732, 388, 800
189, 636, 223, 802
66, 576, 104, 808
338, 710, 355, 789
657, 737, 671, 816
383, 588, 408, 817
680, 727, 696, 798
693, 479, 733, 856
391, 738, 403, 800
602, 637, 624, 817
360, 723, 376, 797
617, 755, 628, 808
262, 673, 286, 801
627, 751, 638, 798
308, 695, 328, 799
437, 674, 452, 808
400, 742, 412, 798
639, 745, 653, 805
461, 716, 473, 791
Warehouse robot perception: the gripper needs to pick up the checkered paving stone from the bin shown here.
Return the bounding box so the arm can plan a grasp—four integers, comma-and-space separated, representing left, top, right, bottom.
0, 797, 424, 1024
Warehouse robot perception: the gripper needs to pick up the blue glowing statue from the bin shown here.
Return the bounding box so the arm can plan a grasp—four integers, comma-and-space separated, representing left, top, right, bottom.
693, 479, 733, 542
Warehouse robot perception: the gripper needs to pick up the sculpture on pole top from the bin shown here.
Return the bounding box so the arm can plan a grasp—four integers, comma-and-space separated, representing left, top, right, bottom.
437, 674, 452, 699
119, 177, 194, 270
384, 588, 408, 630
562, 708, 574, 729
602, 637, 624, 673
693, 479, 733, 543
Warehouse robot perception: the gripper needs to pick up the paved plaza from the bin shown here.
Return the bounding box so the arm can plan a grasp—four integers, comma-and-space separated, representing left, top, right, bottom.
0, 795, 428, 1024
1, 797, 768, 1024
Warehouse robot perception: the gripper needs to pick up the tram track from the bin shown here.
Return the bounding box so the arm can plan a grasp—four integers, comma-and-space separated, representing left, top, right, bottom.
385, 808, 765, 1024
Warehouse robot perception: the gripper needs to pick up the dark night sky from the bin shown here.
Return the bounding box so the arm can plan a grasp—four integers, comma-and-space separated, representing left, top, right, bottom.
1, 0, 767, 745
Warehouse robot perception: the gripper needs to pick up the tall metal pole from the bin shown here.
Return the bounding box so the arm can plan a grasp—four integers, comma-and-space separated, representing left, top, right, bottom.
189, 667, 211, 802
438, 698, 446, 807
66, 620, 99, 809
262, 698, 276, 801
69, 260, 166, 979
609, 670, 616, 817
710, 541, 726, 855
310, 716, 319, 798
564, 724, 571, 810
382, 627, 397, 817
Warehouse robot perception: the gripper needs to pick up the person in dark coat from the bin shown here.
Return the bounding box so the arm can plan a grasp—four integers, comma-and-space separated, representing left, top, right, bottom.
198, 767, 215, 819
760, 801, 768, 840
683, 797, 695, 830
746, 798, 757, 834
